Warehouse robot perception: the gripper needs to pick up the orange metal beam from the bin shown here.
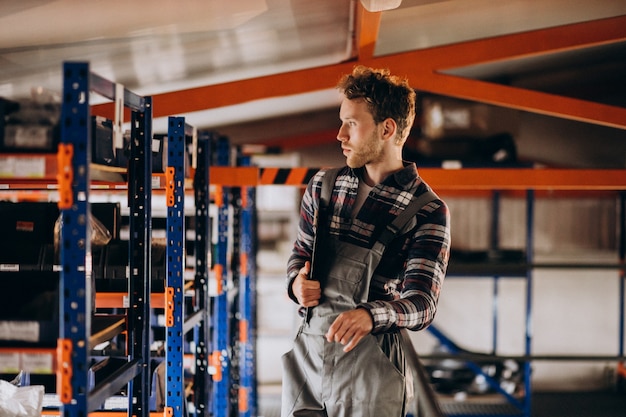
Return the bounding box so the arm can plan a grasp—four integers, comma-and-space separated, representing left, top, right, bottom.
92, 62, 355, 120
41, 412, 164, 416
419, 168, 626, 191
422, 14, 626, 69
207, 167, 626, 190
354, 3, 382, 60
96, 292, 165, 309
417, 73, 626, 129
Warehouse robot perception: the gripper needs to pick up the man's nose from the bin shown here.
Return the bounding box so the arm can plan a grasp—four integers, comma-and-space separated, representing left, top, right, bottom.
337, 125, 347, 142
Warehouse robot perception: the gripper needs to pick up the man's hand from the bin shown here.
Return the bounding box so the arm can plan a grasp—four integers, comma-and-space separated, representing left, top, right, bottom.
291, 261, 321, 307
326, 308, 373, 353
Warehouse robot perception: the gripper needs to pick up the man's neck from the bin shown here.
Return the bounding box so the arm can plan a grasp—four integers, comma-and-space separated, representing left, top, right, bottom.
363, 160, 404, 186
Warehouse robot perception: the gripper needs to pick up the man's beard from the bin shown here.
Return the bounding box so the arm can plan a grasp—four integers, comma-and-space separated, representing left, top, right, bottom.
345, 129, 384, 168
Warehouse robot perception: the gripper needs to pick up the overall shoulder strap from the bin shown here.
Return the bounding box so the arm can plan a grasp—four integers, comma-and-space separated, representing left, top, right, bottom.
309, 167, 342, 283
377, 188, 439, 246
319, 167, 342, 210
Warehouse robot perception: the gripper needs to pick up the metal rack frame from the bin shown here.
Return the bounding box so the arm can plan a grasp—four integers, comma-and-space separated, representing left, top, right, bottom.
192, 131, 212, 416
58, 61, 152, 416
428, 188, 626, 417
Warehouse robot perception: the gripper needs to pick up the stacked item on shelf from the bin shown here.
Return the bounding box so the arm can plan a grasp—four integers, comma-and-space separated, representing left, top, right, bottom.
91, 119, 197, 173
91, 116, 124, 167
0, 93, 60, 154
0, 201, 122, 347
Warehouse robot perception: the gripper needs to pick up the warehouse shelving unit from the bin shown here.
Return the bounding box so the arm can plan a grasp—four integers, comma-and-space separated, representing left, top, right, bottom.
424, 190, 535, 417
59, 62, 154, 416
201, 137, 260, 417
0, 61, 158, 416
424, 186, 626, 417
0, 62, 217, 417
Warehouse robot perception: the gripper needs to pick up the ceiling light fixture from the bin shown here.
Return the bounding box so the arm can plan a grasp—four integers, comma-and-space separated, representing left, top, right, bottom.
360, 0, 403, 12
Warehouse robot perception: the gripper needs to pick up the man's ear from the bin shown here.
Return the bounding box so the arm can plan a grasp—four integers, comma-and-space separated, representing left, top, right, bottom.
381, 118, 397, 141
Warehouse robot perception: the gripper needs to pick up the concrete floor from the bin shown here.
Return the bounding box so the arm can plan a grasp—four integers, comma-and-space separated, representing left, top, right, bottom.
257, 388, 626, 417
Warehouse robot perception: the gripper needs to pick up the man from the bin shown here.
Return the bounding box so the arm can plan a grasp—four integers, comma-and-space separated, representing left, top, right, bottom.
282, 66, 450, 417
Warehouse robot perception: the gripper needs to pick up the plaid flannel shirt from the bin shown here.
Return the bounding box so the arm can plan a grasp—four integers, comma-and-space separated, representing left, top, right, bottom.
287, 163, 451, 333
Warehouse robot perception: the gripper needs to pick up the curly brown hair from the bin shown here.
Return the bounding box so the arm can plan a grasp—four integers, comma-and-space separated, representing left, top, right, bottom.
337, 65, 416, 142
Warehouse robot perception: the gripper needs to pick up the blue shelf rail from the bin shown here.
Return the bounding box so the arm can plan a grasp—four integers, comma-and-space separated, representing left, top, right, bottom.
164, 116, 188, 416
58, 61, 151, 416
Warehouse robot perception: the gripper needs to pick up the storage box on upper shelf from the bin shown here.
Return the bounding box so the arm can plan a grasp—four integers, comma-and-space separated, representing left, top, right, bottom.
0, 97, 60, 153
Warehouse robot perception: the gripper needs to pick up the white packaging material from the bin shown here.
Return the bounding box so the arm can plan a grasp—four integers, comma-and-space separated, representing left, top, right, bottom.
0, 379, 44, 417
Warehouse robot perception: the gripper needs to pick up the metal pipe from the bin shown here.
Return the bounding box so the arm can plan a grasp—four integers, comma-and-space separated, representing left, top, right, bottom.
400, 330, 445, 417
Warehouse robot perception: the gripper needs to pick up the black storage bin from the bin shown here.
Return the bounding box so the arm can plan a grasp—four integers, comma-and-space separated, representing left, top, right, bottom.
0, 271, 59, 346
0, 202, 58, 245
97, 240, 166, 292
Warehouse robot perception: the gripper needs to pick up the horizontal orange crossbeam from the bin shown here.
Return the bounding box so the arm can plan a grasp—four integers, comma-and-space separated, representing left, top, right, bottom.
41, 412, 164, 416
208, 166, 626, 191
419, 168, 626, 191
3, 159, 624, 191
96, 292, 165, 309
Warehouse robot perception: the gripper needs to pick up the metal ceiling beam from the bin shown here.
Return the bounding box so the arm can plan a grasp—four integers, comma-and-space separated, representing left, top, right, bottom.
353, 2, 382, 60
415, 73, 626, 130
92, 15, 626, 130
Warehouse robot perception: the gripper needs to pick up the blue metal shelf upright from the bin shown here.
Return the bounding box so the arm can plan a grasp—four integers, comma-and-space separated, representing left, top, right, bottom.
164, 116, 187, 416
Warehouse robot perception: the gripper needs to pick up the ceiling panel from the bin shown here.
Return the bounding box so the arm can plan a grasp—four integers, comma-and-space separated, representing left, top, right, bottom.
0, 0, 352, 100
0, 0, 624, 144
378, 0, 626, 54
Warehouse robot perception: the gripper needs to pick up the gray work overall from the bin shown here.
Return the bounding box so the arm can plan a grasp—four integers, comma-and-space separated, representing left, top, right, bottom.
281, 169, 437, 417
281, 235, 410, 417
